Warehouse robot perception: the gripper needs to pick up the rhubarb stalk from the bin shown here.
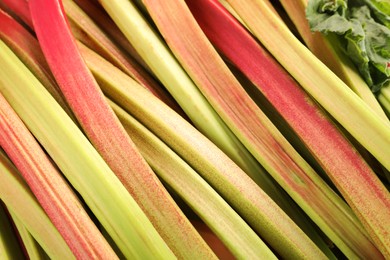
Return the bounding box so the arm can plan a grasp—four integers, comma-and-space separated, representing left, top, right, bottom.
225, 0, 390, 173
0, 39, 175, 259
187, 0, 390, 258
112, 100, 277, 259
137, 0, 383, 258
0, 150, 74, 259
81, 41, 328, 259
0, 90, 117, 259
28, 0, 213, 258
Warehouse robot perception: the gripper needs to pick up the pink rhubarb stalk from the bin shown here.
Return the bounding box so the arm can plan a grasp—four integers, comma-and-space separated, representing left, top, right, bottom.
141, 0, 382, 258
187, 0, 390, 257
0, 92, 116, 259
0, 8, 73, 118
28, 0, 214, 258
73, 0, 149, 71
0, 0, 32, 29
81, 42, 326, 259
63, 0, 183, 114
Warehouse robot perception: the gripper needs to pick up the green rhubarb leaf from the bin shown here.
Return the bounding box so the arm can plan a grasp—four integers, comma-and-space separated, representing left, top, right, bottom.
306, 0, 390, 92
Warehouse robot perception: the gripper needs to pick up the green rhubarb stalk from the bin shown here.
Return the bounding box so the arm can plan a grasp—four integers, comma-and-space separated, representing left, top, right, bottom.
63, 0, 182, 113
0, 8, 74, 119
0, 88, 117, 258
138, 0, 384, 258
74, 0, 150, 72
29, 0, 211, 258
0, 39, 174, 259
99, 0, 302, 222
226, 0, 390, 255
0, 202, 24, 260
278, 0, 388, 122
187, 1, 390, 259
226, 0, 390, 173
8, 212, 49, 260
379, 83, 390, 118
0, 150, 74, 259
111, 100, 277, 259
81, 42, 327, 259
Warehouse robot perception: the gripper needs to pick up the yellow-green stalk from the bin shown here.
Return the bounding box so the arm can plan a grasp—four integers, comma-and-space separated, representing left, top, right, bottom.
226, 0, 390, 256
112, 100, 277, 259
0, 40, 174, 259
0, 150, 72, 259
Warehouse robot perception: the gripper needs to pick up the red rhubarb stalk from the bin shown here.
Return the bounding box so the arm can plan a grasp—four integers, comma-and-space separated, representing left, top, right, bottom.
63, 0, 183, 114
187, 0, 390, 257
28, 0, 214, 258
140, 0, 382, 258
0, 8, 73, 118
0, 92, 116, 259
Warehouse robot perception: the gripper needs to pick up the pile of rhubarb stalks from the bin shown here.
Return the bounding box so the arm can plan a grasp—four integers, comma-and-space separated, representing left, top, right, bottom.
0, 0, 389, 259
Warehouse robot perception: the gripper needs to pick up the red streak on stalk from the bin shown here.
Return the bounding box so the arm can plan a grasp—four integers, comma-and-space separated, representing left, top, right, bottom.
0, 9, 74, 117
64, 0, 185, 116
0, 93, 117, 259
187, 0, 390, 256
28, 0, 211, 258
143, 0, 384, 257
0, 0, 32, 28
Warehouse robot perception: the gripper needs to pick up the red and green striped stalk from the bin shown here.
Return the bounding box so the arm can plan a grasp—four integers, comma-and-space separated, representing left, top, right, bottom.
187, 0, 390, 258
63, 0, 182, 114
225, 0, 390, 171
28, 0, 214, 258
0, 151, 75, 259
81, 42, 328, 259
0, 8, 74, 119
74, 0, 149, 71
112, 101, 277, 259
138, 0, 383, 258
0, 39, 175, 259
224, 0, 390, 255
277, 0, 388, 122
0, 91, 117, 259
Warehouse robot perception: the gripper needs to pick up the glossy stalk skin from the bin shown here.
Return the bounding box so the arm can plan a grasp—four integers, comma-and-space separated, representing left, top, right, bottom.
188, 0, 390, 258
0, 150, 73, 259
0, 40, 175, 259
28, 0, 212, 258
81, 43, 327, 260
225, 0, 390, 256
112, 101, 277, 259
0, 91, 116, 259
140, 0, 384, 258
